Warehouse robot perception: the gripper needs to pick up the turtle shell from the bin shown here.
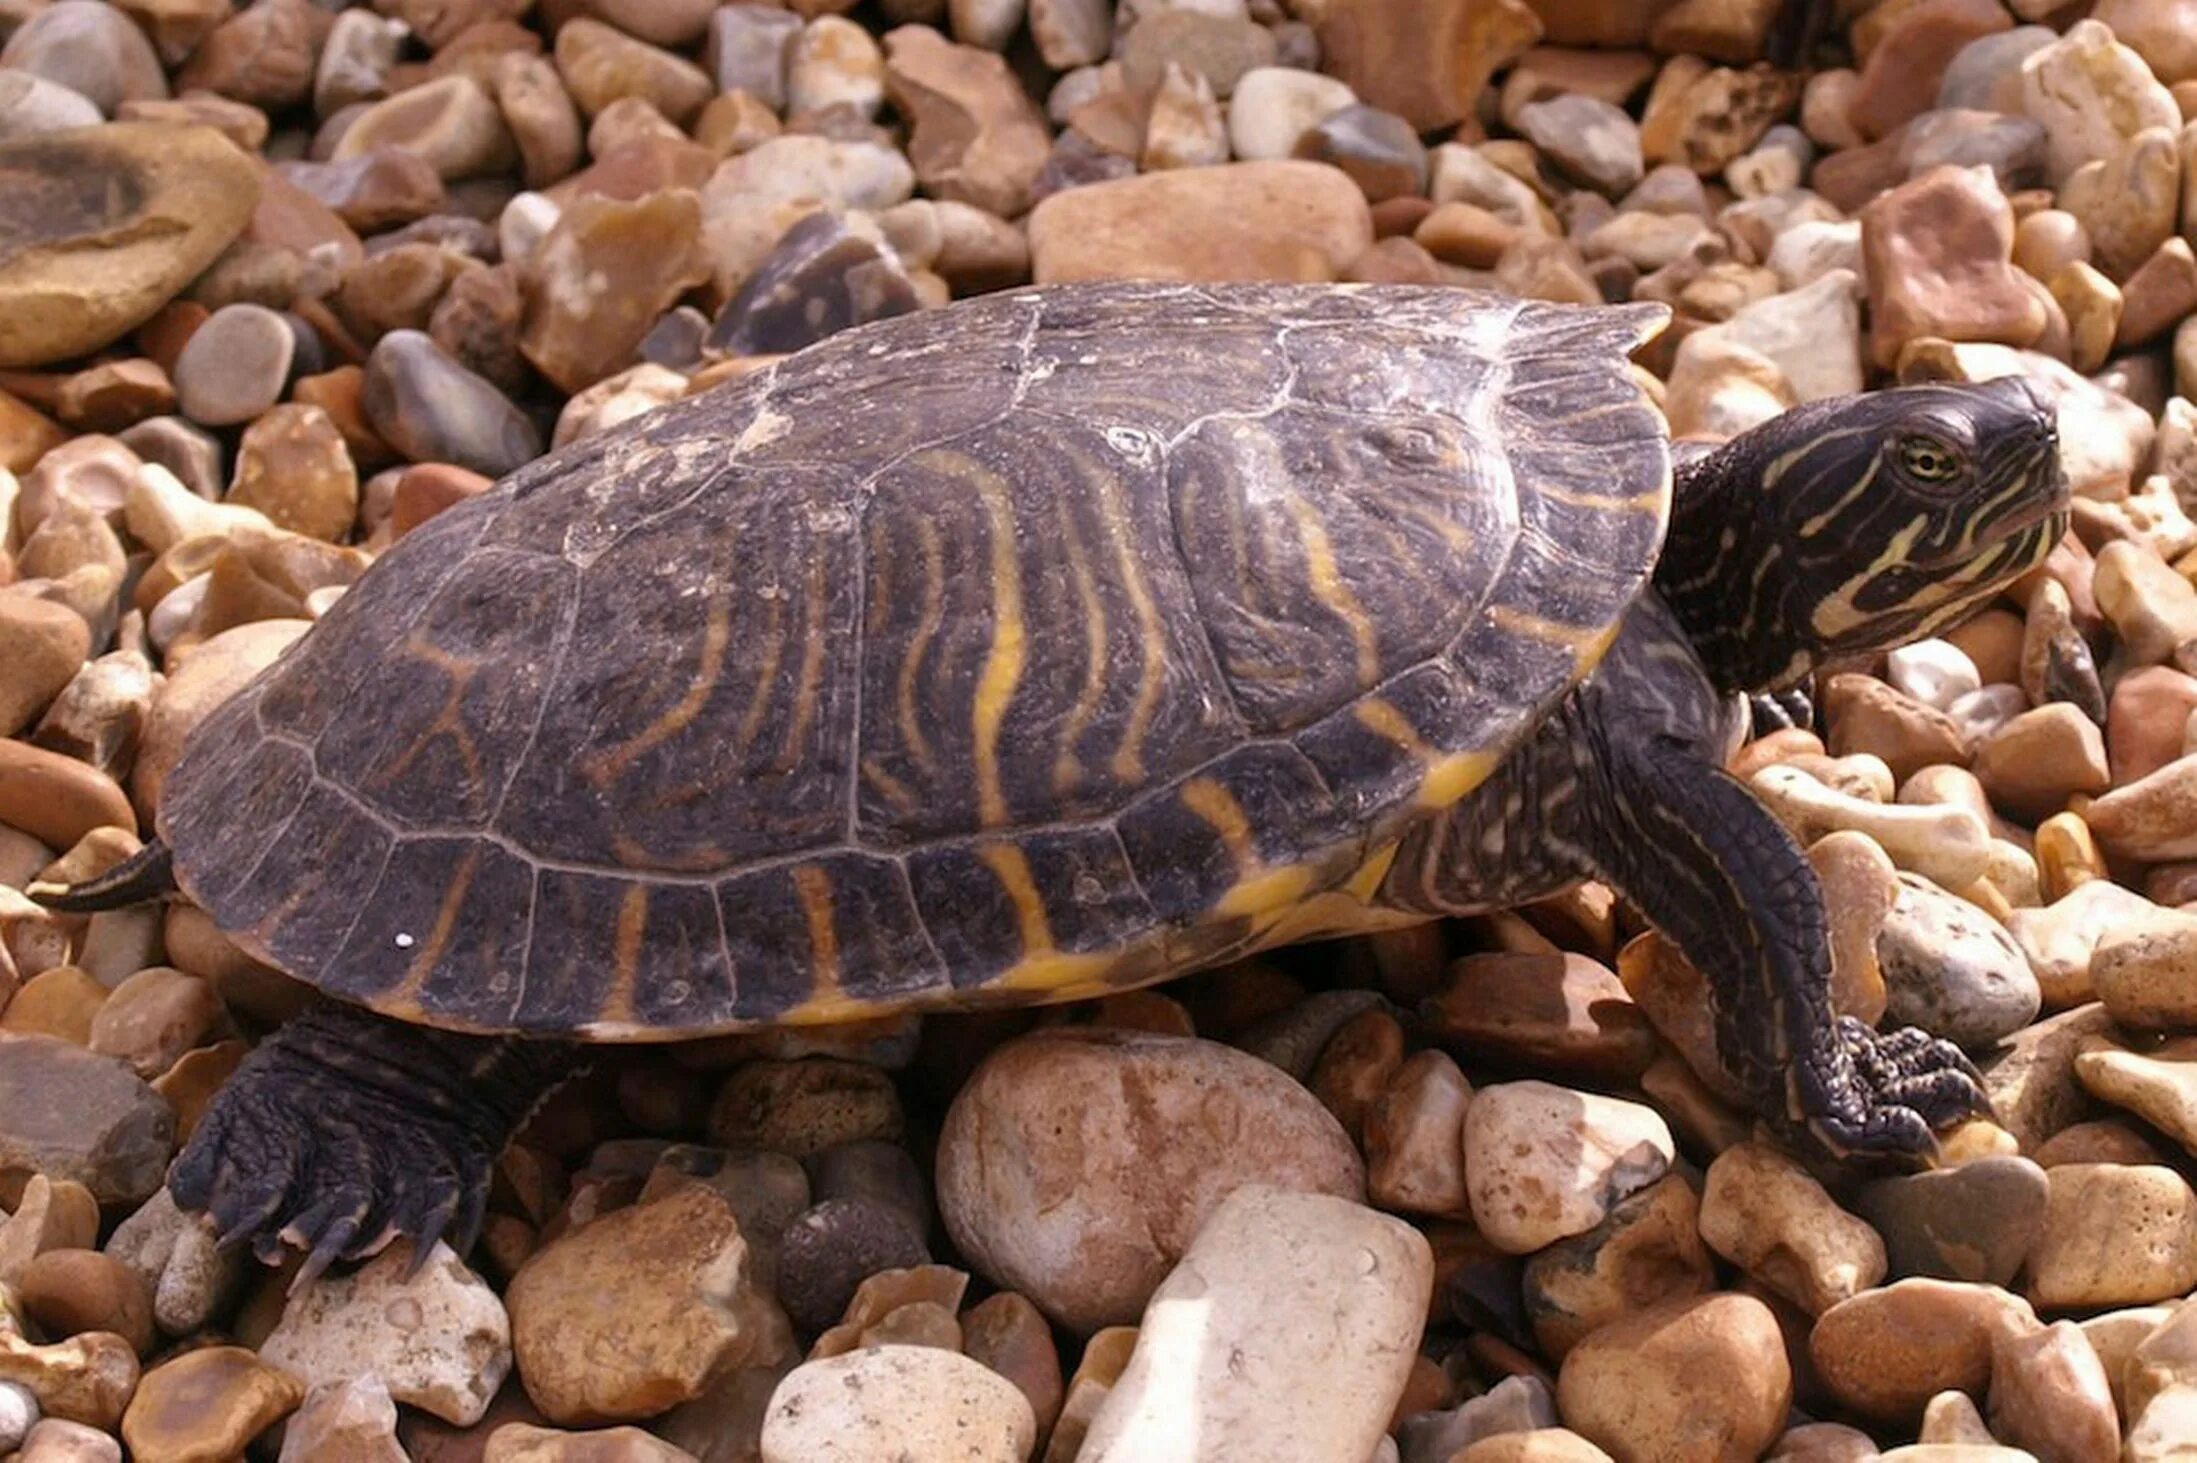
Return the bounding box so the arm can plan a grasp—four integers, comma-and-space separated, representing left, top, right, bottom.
157, 282, 1673, 1038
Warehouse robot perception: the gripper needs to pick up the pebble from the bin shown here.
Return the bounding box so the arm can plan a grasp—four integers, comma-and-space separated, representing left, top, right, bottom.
506, 1182, 790, 1426
1876, 872, 2040, 1049
1751, 765, 1992, 891
519, 189, 707, 395
1556, 1293, 1790, 1463
1226, 65, 1357, 162
1698, 1142, 1886, 1315
0, 1381, 30, 1453
775, 1198, 930, 1336
121, 1345, 301, 1463
705, 6, 803, 109
0, 1176, 98, 1288
1362, 1048, 1473, 1219
1519, 1172, 1714, 1361
555, 19, 714, 126
2075, 1037, 2197, 1152
1292, 102, 1426, 203
0, 124, 260, 368
361, 330, 542, 479
0, 597, 90, 739
961, 1291, 1061, 1439
1077, 1186, 1431, 1463
1517, 94, 1642, 196
1853, 1157, 2049, 1286
706, 211, 919, 357
1860, 164, 2046, 370
278, 1377, 405, 1463
1028, 159, 1371, 284
103, 1188, 246, 1338
2019, 18, 2181, 186
0, 72, 102, 142
0, 2, 167, 117
761, 1345, 1033, 1462
937, 1029, 1362, 1333
260, 1241, 512, 1427
2029, 1163, 2197, 1308
485, 1423, 701, 1461
19, 1249, 152, 1356
1809, 1278, 2040, 1425
1987, 1319, 2120, 1463
1420, 952, 1657, 1083
2094, 906, 2197, 1029
0, 1331, 136, 1431
333, 75, 517, 182
1463, 1080, 1674, 1255
18, 1418, 121, 1462
880, 26, 1062, 218
0, 1038, 171, 1204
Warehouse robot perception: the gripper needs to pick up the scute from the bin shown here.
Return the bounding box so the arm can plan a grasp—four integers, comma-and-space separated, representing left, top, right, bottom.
153, 282, 1671, 1038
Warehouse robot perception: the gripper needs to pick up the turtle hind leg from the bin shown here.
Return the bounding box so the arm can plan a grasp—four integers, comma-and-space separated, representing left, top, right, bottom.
30, 839, 176, 913
1586, 730, 1989, 1159
170, 1002, 582, 1285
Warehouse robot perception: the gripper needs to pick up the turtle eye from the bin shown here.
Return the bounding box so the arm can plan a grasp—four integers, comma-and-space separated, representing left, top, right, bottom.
1895, 435, 1964, 484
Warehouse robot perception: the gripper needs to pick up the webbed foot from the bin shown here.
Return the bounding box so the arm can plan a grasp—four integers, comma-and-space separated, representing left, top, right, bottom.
1792, 1016, 1992, 1159
168, 1004, 576, 1285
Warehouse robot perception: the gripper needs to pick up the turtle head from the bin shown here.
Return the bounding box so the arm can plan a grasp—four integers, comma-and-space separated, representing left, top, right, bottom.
1657, 377, 2069, 693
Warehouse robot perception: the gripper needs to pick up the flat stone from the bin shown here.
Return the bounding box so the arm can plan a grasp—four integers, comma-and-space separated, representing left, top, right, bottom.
1698, 1142, 1887, 1315
518, 188, 706, 395
1463, 1080, 1674, 1255
121, 1345, 302, 1463
1518, 94, 1642, 195
0, 123, 260, 368
1854, 1157, 2049, 1286
0, 595, 90, 739
227, 403, 359, 544
1809, 1278, 2040, 1425
761, 1346, 1033, 1463
2007, 877, 2159, 1008
1421, 951, 1657, 1083
260, 1241, 511, 1428
1291, 102, 1427, 204
1972, 703, 2112, 823
507, 1182, 790, 1426
1078, 1186, 1431, 1463
484, 1422, 699, 1461
937, 1030, 1361, 1334
1556, 1293, 1790, 1463
1027, 159, 1371, 285
2029, 1163, 2197, 1308
332, 75, 516, 182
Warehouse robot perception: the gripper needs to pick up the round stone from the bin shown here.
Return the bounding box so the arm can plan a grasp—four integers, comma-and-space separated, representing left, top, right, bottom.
171, 304, 296, 428
937, 1029, 1362, 1333
776, 1198, 930, 1336
1464, 1080, 1674, 1255
18, 1250, 153, 1357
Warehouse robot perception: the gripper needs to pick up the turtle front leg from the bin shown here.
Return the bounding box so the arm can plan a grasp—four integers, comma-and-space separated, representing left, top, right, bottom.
169, 1003, 581, 1282
1584, 728, 1989, 1156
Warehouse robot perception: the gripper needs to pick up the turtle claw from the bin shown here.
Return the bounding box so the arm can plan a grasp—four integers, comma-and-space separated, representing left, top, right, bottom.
1797, 1016, 1993, 1160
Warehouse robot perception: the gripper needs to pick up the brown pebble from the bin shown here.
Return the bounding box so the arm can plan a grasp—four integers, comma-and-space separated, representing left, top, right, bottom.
19, 1249, 155, 1356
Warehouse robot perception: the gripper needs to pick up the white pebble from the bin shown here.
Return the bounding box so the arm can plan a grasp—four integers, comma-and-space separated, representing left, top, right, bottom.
1887, 639, 1984, 712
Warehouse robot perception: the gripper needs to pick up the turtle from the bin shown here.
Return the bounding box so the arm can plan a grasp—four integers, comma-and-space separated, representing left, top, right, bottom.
44, 281, 2069, 1278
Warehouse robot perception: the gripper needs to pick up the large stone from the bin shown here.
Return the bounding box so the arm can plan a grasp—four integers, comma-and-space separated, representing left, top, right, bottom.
0, 124, 260, 367
1809, 1278, 2040, 1425
2019, 18, 2181, 186
2029, 1164, 2197, 1308
0, 1037, 172, 1205
1860, 164, 2046, 369
1698, 1142, 1886, 1315
0, 2, 167, 116
1077, 1186, 1431, 1463
259, 1242, 511, 1428
1027, 160, 1372, 285
1853, 1157, 2049, 1286
1317, 0, 1541, 132
936, 1029, 1363, 1334
506, 1182, 790, 1426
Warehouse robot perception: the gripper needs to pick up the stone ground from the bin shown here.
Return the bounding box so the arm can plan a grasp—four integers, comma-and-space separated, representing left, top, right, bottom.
3, 0, 2197, 1459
